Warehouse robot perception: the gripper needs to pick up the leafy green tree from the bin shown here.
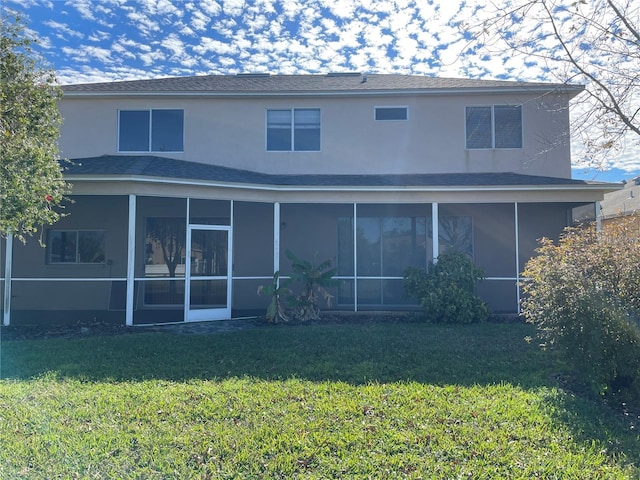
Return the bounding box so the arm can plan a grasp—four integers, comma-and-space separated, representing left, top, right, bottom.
1, 11, 68, 241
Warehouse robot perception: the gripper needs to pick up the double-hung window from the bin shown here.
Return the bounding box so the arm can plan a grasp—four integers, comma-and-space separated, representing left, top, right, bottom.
118, 109, 184, 152
465, 105, 522, 149
48, 230, 106, 264
266, 108, 320, 151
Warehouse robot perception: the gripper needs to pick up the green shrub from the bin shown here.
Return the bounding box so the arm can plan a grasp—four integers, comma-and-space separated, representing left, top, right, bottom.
404, 250, 489, 324
521, 217, 640, 398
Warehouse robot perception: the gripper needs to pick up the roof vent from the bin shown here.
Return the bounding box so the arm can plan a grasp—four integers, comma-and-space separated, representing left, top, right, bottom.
236, 72, 271, 78
326, 72, 361, 77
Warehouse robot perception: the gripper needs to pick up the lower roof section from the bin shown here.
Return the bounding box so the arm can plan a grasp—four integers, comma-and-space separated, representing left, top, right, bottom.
64, 155, 620, 204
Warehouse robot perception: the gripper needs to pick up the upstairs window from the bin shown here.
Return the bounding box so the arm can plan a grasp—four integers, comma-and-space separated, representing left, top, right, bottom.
375, 106, 408, 121
267, 108, 320, 151
465, 105, 522, 149
48, 230, 105, 264
118, 109, 184, 152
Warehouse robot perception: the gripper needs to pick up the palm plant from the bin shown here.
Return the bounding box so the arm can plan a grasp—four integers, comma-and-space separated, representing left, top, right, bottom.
257, 271, 291, 323
285, 249, 339, 321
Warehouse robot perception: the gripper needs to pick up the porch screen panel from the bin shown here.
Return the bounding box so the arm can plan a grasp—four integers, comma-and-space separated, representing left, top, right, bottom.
337, 218, 354, 276
356, 218, 381, 276
382, 217, 427, 277
144, 217, 186, 280
350, 209, 430, 307
189, 199, 231, 225
436, 216, 473, 256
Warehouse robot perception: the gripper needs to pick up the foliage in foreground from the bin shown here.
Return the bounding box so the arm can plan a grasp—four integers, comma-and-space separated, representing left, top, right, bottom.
1, 322, 638, 478
404, 250, 490, 323
522, 217, 640, 400
0, 11, 69, 241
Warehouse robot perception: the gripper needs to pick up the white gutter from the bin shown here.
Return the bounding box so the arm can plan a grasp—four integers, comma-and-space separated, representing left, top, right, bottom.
64, 173, 620, 193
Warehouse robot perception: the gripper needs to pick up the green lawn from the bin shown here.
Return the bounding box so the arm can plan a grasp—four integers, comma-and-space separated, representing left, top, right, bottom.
1, 321, 638, 478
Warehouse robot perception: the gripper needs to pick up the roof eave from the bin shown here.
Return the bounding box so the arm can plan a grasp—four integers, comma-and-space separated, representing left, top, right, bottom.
64, 173, 619, 193
61, 85, 585, 99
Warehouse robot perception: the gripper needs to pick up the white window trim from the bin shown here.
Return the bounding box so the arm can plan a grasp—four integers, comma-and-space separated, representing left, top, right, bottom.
374, 106, 409, 121
464, 104, 523, 150
265, 108, 321, 152
117, 108, 185, 153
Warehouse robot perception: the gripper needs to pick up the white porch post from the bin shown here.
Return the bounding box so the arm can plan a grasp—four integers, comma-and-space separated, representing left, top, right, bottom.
125, 194, 136, 326
514, 202, 521, 313
274, 202, 280, 274
3, 234, 13, 326
353, 203, 358, 312
596, 201, 602, 232
431, 202, 439, 263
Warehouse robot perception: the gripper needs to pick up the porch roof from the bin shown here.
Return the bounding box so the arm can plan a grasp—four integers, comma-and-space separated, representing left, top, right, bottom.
65, 155, 614, 191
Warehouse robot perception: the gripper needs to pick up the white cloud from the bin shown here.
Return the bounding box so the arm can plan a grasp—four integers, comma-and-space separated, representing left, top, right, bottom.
193, 36, 238, 56
88, 30, 111, 42
189, 9, 211, 31
222, 0, 245, 16
61, 45, 113, 64
161, 33, 185, 57
43, 20, 85, 39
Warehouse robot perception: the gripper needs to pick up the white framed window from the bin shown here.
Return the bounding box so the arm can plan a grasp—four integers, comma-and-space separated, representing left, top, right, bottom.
47, 230, 106, 264
118, 109, 184, 152
465, 105, 522, 149
266, 108, 320, 151
375, 106, 408, 121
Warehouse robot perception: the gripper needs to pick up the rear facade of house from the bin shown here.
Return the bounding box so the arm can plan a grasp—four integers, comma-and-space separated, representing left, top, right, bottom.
0, 73, 617, 326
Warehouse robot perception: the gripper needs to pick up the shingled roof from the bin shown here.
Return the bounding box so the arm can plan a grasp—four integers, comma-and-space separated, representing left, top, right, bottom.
62, 73, 584, 97
65, 155, 605, 189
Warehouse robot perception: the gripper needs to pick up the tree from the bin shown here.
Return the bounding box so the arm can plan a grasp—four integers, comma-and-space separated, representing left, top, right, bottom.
468, 0, 639, 170
1, 11, 68, 241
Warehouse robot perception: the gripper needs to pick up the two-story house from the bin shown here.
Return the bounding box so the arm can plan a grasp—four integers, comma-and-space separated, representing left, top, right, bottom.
1, 73, 619, 326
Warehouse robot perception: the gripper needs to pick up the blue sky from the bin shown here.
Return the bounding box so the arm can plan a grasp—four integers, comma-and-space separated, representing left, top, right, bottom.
9, 0, 639, 183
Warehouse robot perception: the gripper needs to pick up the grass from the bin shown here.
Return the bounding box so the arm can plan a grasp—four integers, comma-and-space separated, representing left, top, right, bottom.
0, 321, 638, 478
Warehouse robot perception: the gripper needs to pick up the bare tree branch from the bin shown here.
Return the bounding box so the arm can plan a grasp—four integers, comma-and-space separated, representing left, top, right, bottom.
469, 0, 639, 169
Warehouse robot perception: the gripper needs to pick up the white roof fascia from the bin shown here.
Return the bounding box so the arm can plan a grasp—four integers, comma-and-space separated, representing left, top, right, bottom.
64, 174, 619, 193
